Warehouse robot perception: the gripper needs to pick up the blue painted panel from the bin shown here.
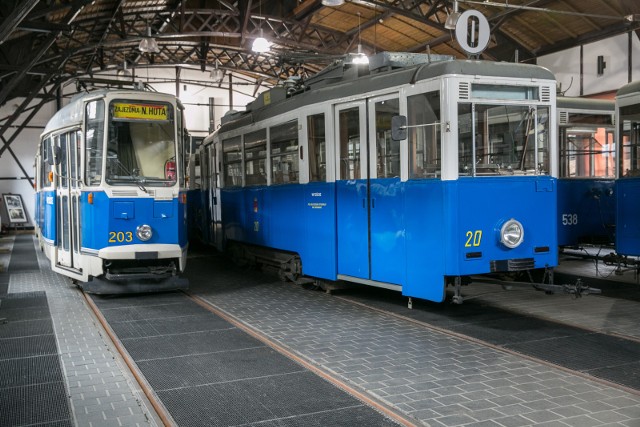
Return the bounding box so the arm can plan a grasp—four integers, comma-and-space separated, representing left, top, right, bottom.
370, 178, 405, 285
43, 191, 56, 243
616, 178, 640, 256
444, 177, 558, 275
301, 184, 337, 279
404, 180, 446, 302
221, 188, 247, 242
557, 179, 615, 246
336, 180, 369, 279
80, 191, 185, 250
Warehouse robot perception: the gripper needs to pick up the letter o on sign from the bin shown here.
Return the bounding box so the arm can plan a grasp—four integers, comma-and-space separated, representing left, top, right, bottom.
455, 10, 490, 56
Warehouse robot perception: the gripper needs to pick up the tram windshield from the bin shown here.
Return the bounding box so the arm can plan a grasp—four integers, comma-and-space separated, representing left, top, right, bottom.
105, 100, 176, 187
458, 104, 550, 176
619, 103, 640, 178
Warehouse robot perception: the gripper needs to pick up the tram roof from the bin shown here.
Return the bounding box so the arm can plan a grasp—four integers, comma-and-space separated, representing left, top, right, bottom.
616, 80, 640, 99
42, 89, 181, 136
218, 57, 555, 134
557, 97, 614, 112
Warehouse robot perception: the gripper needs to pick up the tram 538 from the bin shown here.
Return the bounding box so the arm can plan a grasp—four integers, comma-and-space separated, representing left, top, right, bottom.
35, 89, 189, 293
190, 52, 594, 303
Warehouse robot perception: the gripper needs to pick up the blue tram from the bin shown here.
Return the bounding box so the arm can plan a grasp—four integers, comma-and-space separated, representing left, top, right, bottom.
191, 53, 565, 303
34, 89, 189, 293
615, 81, 640, 256
556, 97, 615, 247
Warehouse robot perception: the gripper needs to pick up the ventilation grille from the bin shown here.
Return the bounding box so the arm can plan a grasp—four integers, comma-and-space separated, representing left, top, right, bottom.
559, 111, 568, 125
110, 190, 139, 198
458, 82, 470, 100
541, 86, 551, 103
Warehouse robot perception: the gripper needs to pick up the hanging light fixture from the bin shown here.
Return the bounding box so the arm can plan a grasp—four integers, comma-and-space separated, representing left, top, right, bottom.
117, 60, 132, 79
210, 59, 224, 82
444, 1, 461, 30
322, 0, 344, 5
352, 12, 369, 65
139, 26, 160, 53
252, 1, 270, 53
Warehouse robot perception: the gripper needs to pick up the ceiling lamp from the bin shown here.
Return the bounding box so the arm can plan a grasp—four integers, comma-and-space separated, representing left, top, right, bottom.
252, 29, 270, 53
352, 44, 369, 64
322, 0, 344, 5
139, 27, 160, 53
352, 12, 368, 65
117, 61, 132, 79
444, 1, 461, 30
252, 1, 270, 53
210, 60, 224, 82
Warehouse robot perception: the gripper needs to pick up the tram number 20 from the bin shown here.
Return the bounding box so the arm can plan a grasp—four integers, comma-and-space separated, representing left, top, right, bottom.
561, 214, 578, 226
109, 231, 133, 243
465, 230, 482, 247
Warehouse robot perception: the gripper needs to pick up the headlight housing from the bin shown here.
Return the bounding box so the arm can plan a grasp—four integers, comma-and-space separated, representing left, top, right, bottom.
500, 219, 524, 248
136, 224, 153, 241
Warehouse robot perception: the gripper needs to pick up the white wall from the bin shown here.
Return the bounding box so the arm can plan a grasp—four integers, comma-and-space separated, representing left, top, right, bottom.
538, 32, 640, 97
0, 66, 267, 226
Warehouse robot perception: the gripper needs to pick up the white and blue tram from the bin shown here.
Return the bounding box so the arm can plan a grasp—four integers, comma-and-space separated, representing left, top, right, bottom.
191, 53, 566, 303
615, 80, 640, 256
34, 89, 189, 293
556, 97, 616, 247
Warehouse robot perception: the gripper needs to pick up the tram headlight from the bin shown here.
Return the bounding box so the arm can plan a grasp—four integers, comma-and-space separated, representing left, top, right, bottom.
499, 219, 524, 249
136, 224, 153, 241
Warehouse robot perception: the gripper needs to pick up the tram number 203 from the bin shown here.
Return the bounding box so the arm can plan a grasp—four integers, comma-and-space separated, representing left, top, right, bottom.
109, 231, 133, 243
561, 214, 578, 226
465, 230, 483, 247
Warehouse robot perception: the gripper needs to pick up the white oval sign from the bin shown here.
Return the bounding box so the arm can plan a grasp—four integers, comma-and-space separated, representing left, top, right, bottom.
455, 9, 490, 56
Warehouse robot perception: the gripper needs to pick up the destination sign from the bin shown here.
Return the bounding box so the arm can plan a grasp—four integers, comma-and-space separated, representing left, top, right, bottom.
113, 103, 168, 120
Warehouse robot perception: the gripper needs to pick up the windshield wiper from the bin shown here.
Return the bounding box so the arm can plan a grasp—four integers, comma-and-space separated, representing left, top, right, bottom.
109, 156, 147, 193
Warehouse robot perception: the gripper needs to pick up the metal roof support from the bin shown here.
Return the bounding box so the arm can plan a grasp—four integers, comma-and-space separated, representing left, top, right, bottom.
0, 0, 40, 45
0, 78, 59, 159
0, 138, 34, 188
0, 0, 90, 108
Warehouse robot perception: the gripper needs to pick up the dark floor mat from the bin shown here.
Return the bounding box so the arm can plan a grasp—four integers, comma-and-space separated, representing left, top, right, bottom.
0, 292, 74, 427
8, 235, 39, 272
157, 371, 398, 427
93, 292, 402, 427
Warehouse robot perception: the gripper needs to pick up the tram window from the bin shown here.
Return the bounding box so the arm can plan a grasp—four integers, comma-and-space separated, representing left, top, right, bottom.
458, 104, 550, 176
408, 92, 441, 179
106, 100, 176, 187
223, 136, 242, 187
270, 121, 298, 185
244, 130, 267, 186
559, 123, 614, 178
58, 134, 68, 189
85, 99, 105, 186
619, 104, 640, 177
375, 99, 400, 178
41, 137, 53, 189
307, 114, 326, 182
339, 108, 360, 180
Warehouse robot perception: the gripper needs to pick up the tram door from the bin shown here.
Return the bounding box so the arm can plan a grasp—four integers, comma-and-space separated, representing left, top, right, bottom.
335, 95, 403, 285
54, 130, 82, 273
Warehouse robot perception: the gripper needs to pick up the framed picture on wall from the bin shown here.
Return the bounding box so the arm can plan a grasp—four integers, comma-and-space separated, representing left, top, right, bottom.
3, 194, 28, 224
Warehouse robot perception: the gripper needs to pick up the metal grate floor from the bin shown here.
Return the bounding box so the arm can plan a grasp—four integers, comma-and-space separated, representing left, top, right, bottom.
93, 293, 401, 427
8, 235, 39, 272
0, 291, 74, 427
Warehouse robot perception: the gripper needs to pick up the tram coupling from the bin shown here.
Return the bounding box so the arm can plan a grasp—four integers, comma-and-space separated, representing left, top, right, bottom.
459, 272, 601, 304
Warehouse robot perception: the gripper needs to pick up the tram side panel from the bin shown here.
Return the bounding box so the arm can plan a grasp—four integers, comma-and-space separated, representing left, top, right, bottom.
557, 179, 615, 247
616, 177, 640, 256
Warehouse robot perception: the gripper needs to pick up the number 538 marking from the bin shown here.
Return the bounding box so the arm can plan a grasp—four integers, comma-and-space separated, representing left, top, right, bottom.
562, 214, 578, 226
465, 230, 482, 247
